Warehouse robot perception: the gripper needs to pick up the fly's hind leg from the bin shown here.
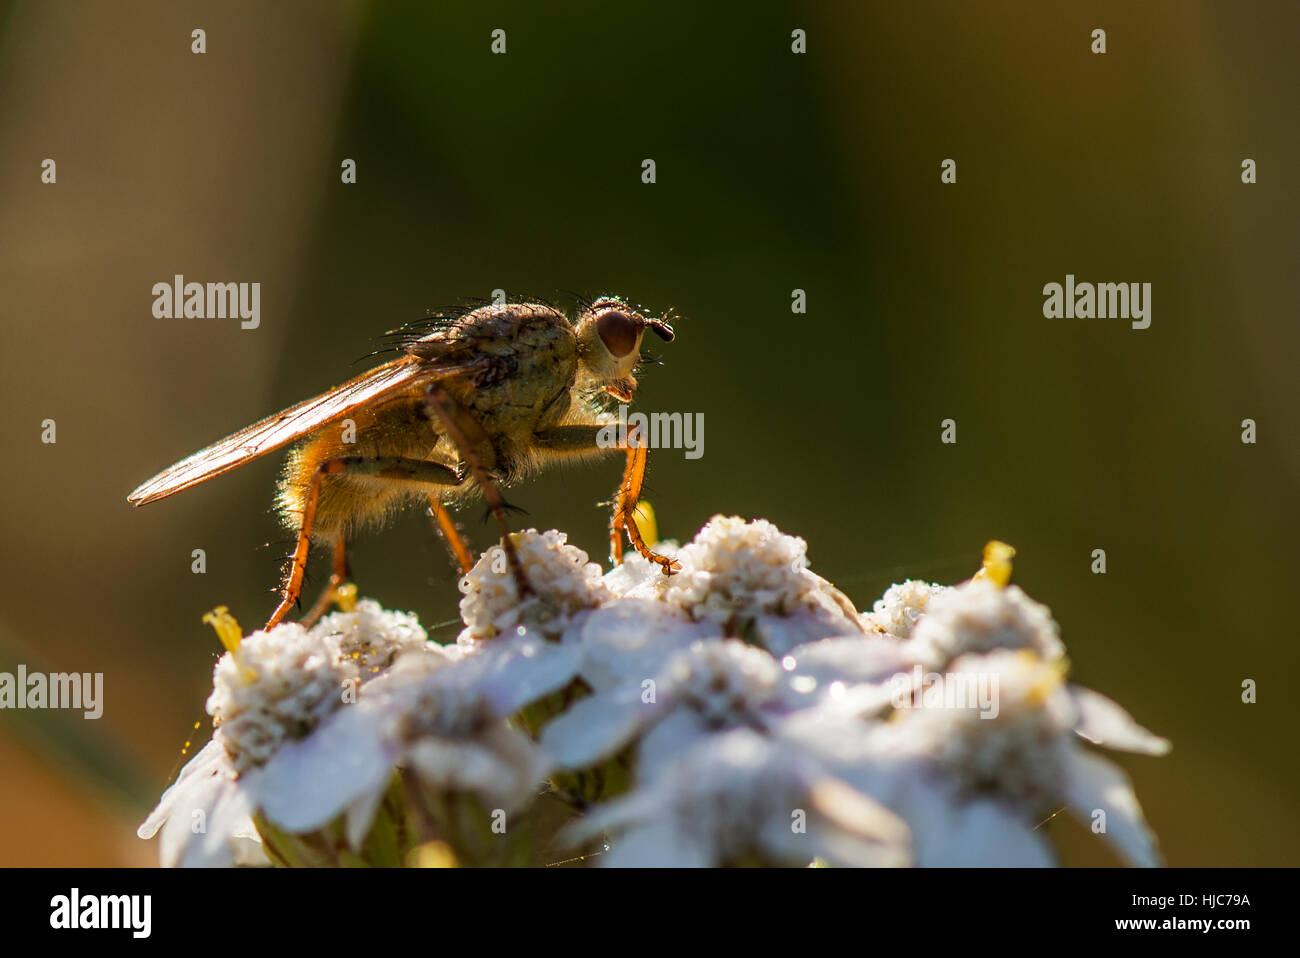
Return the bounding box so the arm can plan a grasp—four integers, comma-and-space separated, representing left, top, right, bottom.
266, 456, 463, 629
428, 496, 474, 575
423, 383, 533, 596
299, 538, 352, 629
534, 423, 680, 575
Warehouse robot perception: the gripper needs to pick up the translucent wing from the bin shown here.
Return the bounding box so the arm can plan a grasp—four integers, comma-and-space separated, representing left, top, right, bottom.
128, 355, 484, 506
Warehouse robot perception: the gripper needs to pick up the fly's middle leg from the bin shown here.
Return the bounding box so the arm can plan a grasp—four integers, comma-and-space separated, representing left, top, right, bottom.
423, 383, 533, 597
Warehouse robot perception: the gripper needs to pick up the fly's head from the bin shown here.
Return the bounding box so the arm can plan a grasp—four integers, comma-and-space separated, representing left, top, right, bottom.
574, 297, 675, 403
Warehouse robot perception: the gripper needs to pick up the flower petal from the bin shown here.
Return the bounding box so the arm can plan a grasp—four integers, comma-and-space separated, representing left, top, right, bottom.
911, 790, 1054, 867
636, 710, 709, 778
1065, 749, 1163, 867
783, 636, 913, 688
1070, 686, 1171, 755
601, 821, 713, 867
406, 738, 537, 810
138, 738, 227, 840
195, 783, 256, 867
540, 692, 647, 769
465, 635, 582, 715
577, 599, 709, 692
755, 603, 859, 658
254, 705, 395, 836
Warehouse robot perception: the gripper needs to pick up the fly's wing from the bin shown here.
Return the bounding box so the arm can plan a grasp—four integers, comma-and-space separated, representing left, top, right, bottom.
128, 355, 487, 506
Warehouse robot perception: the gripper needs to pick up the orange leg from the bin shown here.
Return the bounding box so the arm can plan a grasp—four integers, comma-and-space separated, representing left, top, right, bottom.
611, 425, 679, 574
608, 447, 637, 563
533, 423, 679, 574
299, 538, 351, 628
266, 456, 463, 629
428, 496, 474, 574
267, 459, 345, 629
423, 383, 532, 596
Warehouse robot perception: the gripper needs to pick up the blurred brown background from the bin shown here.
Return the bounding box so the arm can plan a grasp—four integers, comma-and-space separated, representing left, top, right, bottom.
0, 0, 1295, 866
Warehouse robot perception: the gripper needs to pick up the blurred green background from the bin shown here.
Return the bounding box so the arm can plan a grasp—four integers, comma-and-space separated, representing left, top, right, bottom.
0, 0, 1295, 865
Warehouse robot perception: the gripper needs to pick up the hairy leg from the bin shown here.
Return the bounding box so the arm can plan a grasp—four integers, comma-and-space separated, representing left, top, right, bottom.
266, 456, 462, 629
299, 537, 352, 628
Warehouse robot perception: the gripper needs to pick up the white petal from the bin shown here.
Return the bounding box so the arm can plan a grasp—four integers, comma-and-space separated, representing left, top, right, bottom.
637, 710, 710, 778
761, 817, 909, 868
156, 777, 228, 867
913, 791, 1054, 867
813, 829, 912, 868
783, 636, 912, 688
838, 758, 1055, 868
1065, 749, 1163, 867
157, 815, 202, 869
761, 777, 912, 867
754, 609, 826, 657
468, 636, 582, 715
407, 739, 534, 809
226, 815, 269, 865
254, 706, 395, 835
229, 834, 271, 867
601, 822, 713, 867
1070, 686, 1171, 755
577, 600, 709, 692
194, 784, 255, 867
345, 784, 389, 851
566, 787, 663, 845
808, 776, 912, 847
138, 738, 227, 840
144, 742, 244, 868
480, 723, 553, 789
540, 692, 647, 769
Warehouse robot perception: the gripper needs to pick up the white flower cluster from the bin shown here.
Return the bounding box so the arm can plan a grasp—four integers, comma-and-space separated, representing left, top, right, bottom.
644, 515, 864, 656
140, 516, 1169, 868
207, 623, 356, 775
140, 600, 446, 865
905, 579, 1066, 669
865, 579, 946, 639
458, 529, 610, 643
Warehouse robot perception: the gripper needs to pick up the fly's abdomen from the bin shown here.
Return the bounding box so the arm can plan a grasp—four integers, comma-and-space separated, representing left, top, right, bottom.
275, 395, 446, 540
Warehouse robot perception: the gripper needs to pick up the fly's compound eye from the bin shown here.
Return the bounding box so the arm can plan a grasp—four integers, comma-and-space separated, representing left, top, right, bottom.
596, 309, 642, 358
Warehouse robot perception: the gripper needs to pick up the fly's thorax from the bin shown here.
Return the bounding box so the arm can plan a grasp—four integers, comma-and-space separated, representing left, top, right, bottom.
457, 320, 579, 435
405, 302, 572, 363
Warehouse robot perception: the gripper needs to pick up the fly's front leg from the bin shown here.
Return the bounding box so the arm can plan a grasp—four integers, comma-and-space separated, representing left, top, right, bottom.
266, 456, 463, 629
534, 424, 680, 575
614, 426, 678, 574
423, 383, 533, 597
